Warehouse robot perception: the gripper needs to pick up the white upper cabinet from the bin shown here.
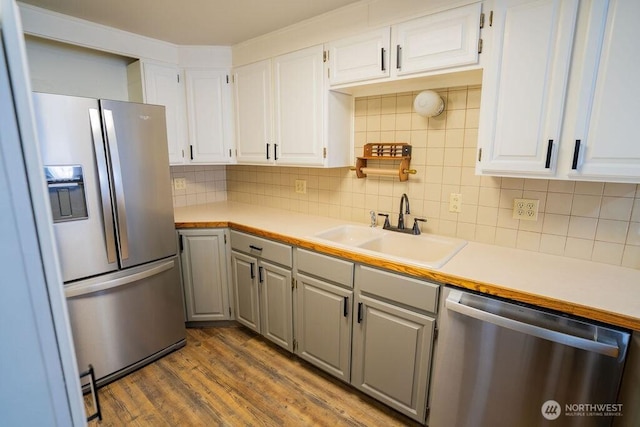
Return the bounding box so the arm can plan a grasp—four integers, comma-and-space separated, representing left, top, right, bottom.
233, 45, 352, 167
327, 28, 391, 86
393, 3, 481, 76
184, 69, 234, 164
233, 60, 273, 164
567, 0, 640, 182
477, 0, 578, 176
135, 61, 234, 166
479, 0, 640, 182
273, 45, 325, 166
327, 3, 482, 87
140, 62, 188, 165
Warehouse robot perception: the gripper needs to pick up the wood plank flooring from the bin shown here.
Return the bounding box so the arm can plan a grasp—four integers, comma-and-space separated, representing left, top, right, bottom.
85, 324, 421, 426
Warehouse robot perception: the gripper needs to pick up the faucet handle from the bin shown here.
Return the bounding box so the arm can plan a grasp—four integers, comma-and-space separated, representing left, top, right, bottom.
412, 218, 427, 235
377, 213, 391, 229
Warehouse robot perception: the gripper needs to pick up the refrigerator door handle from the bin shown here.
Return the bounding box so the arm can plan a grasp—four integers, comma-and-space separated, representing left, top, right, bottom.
103, 109, 129, 260
65, 259, 175, 298
89, 108, 117, 264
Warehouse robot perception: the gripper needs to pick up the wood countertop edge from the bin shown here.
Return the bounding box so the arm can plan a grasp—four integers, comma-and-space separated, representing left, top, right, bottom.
176, 221, 640, 331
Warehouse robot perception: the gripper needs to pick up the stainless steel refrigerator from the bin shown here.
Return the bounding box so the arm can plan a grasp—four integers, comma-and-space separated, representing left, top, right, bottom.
33, 92, 186, 387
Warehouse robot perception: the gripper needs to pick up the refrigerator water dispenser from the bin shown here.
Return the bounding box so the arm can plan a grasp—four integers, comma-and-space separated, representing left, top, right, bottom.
45, 165, 88, 222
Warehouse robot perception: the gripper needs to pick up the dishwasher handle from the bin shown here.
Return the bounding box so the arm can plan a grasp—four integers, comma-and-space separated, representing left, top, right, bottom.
445, 290, 620, 358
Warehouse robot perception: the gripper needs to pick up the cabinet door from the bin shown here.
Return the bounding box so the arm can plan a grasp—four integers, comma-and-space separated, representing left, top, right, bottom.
327, 28, 391, 86
185, 69, 233, 164
477, 0, 579, 176
259, 260, 293, 351
143, 62, 187, 165
295, 273, 352, 382
351, 294, 435, 423
231, 251, 260, 333
180, 230, 230, 321
273, 45, 325, 166
393, 3, 481, 76
569, 0, 640, 181
232, 60, 273, 164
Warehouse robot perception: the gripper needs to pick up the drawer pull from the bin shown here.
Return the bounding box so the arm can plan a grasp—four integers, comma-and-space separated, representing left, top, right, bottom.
343, 296, 349, 317
249, 245, 263, 252
357, 302, 363, 323
250, 262, 255, 279
258, 266, 264, 283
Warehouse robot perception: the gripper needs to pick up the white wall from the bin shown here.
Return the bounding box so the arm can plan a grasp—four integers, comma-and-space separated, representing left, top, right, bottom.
25, 35, 134, 100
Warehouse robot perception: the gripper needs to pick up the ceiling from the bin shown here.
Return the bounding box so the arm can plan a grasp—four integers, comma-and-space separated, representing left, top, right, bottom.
19, 0, 362, 46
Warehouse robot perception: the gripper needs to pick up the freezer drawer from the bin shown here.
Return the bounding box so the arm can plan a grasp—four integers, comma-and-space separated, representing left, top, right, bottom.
65, 257, 186, 386
429, 287, 629, 427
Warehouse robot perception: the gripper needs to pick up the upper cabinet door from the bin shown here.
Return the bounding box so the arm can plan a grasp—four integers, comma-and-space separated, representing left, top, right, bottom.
273, 45, 325, 166
568, 0, 640, 182
233, 60, 273, 164
142, 62, 187, 165
477, 0, 579, 176
185, 69, 234, 164
393, 3, 482, 76
327, 28, 391, 86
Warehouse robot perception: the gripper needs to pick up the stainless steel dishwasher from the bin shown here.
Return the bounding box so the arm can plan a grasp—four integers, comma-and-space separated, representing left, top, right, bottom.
428, 287, 630, 427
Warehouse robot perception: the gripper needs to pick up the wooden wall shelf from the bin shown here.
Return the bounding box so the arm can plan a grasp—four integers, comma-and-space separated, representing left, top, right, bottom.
352, 143, 416, 181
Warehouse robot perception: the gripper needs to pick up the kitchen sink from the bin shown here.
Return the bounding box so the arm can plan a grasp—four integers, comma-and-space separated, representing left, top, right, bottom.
357, 232, 467, 268
312, 224, 467, 269
313, 224, 385, 246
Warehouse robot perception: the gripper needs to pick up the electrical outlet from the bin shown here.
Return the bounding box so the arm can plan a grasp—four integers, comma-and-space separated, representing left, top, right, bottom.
512, 198, 539, 221
174, 178, 186, 190
295, 179, 307, 194
449, 193, 462, 213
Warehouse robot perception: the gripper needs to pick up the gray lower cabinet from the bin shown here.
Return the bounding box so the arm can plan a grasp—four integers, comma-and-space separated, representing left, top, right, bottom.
295, 275, 352, 381
230, 230, 293, 351
179, 229, 231, 321
294, 249, 354, 382
351, 265, 437, 423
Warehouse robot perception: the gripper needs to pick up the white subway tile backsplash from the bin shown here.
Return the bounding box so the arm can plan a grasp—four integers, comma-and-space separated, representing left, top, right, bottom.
226, 88, 640, 270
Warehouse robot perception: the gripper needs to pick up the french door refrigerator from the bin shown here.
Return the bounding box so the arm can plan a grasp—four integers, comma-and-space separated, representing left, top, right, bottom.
33, 92, 186, 387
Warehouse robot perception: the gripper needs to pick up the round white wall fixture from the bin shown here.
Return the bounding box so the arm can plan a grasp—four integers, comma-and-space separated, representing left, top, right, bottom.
414, 90, 445, 117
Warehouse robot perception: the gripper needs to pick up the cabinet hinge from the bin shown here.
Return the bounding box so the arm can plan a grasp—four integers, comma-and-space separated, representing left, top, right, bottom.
489, 10, 493, 27
228, 306, 231, 317
479, 12, 485, 29
323, 50, 329, 62
327, 68, 330, 79
478, 38, 483, 54
181, 149, 185, 158
434, 328, 439, 340
291, 278, 295, 290
478, 148, 483, 162
323, 147, 327, 159
293, 339, 297, 352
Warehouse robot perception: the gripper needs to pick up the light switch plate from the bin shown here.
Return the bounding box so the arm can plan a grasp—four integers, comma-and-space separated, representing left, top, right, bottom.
513, 198, 539, 221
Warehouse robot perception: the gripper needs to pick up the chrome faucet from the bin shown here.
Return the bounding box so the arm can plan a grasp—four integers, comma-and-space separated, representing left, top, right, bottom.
398, 193, 410, 229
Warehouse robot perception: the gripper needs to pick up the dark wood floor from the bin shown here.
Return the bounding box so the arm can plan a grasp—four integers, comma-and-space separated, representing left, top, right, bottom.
86, 324, 421, 426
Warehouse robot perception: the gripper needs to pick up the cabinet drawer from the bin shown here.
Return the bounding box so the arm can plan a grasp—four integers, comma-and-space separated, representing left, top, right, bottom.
355, 265, 439, 313
296, 249, 354, 288
230, 230, 292, 268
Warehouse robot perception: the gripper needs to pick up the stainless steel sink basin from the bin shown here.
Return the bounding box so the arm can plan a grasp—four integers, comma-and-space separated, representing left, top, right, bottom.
312, 225, 467, 269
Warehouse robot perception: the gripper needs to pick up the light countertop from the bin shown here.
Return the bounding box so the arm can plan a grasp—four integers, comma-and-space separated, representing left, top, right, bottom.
175, 201, 640, 331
